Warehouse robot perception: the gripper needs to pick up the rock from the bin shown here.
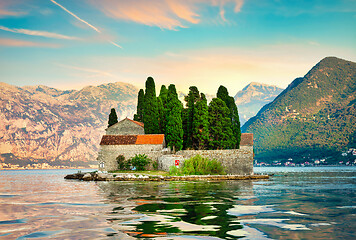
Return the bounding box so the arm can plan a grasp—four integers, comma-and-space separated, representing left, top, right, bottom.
82, 173, 93, 181
64, 173, 84, 180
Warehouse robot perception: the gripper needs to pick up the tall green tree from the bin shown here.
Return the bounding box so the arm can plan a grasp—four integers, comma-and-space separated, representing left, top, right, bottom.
133, 89, 144, 122
184, 86, 200, 149
143, 77, 159, 134
158, 85, 168, 107
192, 93, 209, 149
166, 84, 183, 152
217, 85, 241, 148
208, 98, 235, 149
157, 97, 165, 134
108, 108, 118, 128
158, 85, 168, 134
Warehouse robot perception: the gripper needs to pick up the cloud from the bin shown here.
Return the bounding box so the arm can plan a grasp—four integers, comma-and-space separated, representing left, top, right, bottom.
50, 0, 122, 48
0, 38, 59, 47
0, 1, 26, 17
0, 25, 78, 40
91, 0, 244, 30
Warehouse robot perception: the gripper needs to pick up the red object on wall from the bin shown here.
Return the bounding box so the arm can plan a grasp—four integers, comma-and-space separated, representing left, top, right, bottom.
175, 160, 180, 166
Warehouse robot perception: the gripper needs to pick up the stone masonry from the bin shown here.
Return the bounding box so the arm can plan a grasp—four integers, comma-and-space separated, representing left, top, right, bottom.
106, 118, 144, 135
98, 144, 166, 171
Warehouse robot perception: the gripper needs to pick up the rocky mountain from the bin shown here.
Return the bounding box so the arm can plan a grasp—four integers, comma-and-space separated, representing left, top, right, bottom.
0, 82, 138, 167
234, 82, 284, 125
242, 57, 356, 163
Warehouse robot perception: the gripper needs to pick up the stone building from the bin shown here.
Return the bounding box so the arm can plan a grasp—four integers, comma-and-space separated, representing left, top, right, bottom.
97, 118, 165, 171
97, 117, 254, 175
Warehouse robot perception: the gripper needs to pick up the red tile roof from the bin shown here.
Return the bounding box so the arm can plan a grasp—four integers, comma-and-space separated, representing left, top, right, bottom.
136, 134, 165, 145
100, 135, 137, 145
100, 134, 164, 145
126, 118, 144, 127
240, 133, 253, 146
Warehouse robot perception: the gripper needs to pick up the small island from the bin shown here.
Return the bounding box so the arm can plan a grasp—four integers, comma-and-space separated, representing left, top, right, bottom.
66, 77, 269, 181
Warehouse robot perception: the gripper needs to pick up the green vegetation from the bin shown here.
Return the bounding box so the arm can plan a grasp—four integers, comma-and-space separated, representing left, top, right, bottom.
130, 154, 152, 171
158, 85, 168, 134
116, 154, 152, 171
184, 86, 200, 149
217, 86, 241, 148
242, 57, 356, 163
132, 77, 242, 151
109, 170, 169, 176
208, 98, 235, 149
116, 155, 131, 170
166, 84, 184, 151
133, 89, 144, 122
143, 77, 160, 134
108, 108, 118, 127
169, 155, 226, 176
192, 93, 209, 149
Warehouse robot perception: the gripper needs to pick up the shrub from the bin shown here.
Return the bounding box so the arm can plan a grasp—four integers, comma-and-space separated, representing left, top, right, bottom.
169, 155, 226, 176
116, 155, 131, 170
152, 161, 158, 170
130, 154, 152, 171
169, 165, 182, 176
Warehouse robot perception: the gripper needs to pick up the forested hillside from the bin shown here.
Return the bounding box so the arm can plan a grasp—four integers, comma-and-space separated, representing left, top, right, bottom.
242, 57, 356, 163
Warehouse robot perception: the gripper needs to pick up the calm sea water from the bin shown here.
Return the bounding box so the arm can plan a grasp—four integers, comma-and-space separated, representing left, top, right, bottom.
0, 167, 355, 240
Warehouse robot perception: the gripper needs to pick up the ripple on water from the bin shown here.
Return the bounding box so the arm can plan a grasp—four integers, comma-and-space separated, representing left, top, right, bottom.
0, 194, 18, 198
17, 230, 63, 239
0, 219, 27, 225
238, 219, 311, 231
227, 205, 275, 216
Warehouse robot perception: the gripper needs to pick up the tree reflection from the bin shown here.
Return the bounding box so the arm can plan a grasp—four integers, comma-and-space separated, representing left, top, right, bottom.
98, 181, 253, 239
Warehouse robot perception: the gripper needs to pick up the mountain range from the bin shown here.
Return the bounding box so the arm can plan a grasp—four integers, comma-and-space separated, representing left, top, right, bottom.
234, 82, 283, 125
4, 56, 352, 167
0, 80, 283, 167
0, 82, 137, 167
242, 57, 356, 163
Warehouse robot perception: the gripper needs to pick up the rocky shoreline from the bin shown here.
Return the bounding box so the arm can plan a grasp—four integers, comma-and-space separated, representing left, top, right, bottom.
64, 172, 269, 181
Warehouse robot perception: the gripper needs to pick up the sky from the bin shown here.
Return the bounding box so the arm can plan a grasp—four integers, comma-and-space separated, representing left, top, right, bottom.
0, 0, 355, 95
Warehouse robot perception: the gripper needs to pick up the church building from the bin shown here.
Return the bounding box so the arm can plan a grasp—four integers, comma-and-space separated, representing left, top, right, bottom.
97, 118, 165, 171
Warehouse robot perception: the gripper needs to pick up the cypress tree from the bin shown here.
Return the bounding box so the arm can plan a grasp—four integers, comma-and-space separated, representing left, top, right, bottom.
158, 85, 168, 134
108, 108, 118, 128
182, 107, 189, 149
208, 98, 235, 149
192, 93, 209, 149
217, 85, 241, 148
143, 77, 159, 134
184, 86, 200, 149
133, 89, 144, 122
157, 97, 165, 134
166, 84, 183, 152
159, 85, 168, 107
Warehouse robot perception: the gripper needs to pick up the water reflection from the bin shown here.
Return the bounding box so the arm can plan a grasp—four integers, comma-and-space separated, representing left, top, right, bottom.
0, 168, 355, 239
99, 181, 255, 239
98, 167, 356, 239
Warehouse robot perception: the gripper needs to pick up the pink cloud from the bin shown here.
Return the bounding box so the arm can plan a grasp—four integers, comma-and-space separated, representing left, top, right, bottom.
91, 0, 244, 30
0, 1, 26, 17
0, 38, 59, 47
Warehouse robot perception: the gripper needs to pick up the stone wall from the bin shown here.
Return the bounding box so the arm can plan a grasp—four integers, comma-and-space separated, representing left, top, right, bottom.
158, 155, 185, 172
106, 118, 144, 135
97, 144, 164, 171
172, 146, 254, 175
